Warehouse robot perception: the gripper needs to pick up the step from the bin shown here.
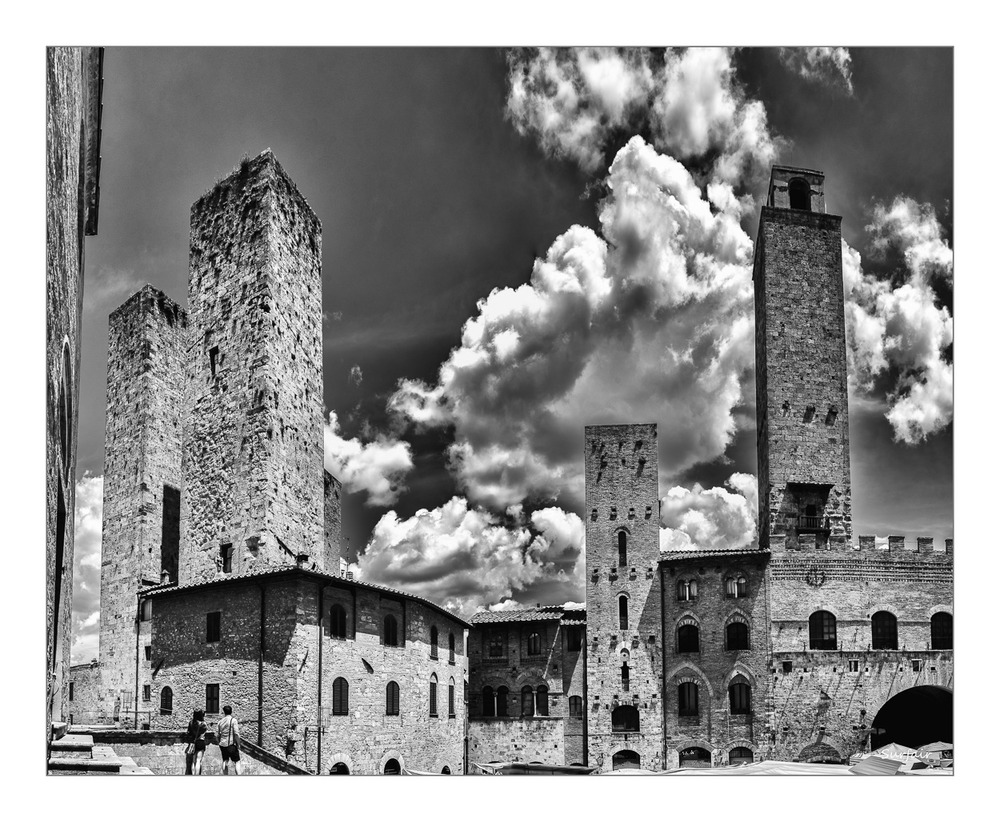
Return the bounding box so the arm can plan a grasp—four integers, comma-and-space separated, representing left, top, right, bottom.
50, 733, 94, 753
51, 721, 69, 740
48, 756, 121, 773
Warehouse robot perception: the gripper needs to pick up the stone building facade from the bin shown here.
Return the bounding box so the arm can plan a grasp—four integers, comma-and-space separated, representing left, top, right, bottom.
143, 567, 469, 774
468, 605, 586, 766
46, 45, 103, 742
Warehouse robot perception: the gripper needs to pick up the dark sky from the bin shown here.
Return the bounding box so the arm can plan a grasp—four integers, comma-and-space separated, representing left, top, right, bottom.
77, 46, 953, 566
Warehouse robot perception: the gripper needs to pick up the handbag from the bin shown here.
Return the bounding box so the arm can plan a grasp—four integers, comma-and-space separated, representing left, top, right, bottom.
185, 742, 195, 755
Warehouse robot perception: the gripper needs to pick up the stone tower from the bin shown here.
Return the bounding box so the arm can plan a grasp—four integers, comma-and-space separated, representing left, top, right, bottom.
753, 166, 851, 552
180, 150, 325, 584
99, 286, 186, 718
585, 424, 663, 772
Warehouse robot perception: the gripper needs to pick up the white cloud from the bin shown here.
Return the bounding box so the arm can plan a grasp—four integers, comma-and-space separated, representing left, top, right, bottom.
71, 474, 103, 664
658, 472, 758, 552
390, 137, 755, 511
356, 497, 584, 617
843, 197, 953, 444
778, 47, 854, 95
349, 364, 363, 386
323, 412, 413, 507
506, 47, 778, 188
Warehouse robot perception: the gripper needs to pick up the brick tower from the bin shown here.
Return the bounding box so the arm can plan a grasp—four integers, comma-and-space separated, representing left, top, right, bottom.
98, 286, 186, 718
584, 424, 663, 771
180, 150, 325, 584
753, 166, 852, 552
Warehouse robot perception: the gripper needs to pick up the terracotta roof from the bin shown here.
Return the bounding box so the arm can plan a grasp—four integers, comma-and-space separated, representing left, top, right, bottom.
659, 548, 770, 562
140, 564, 470, 627
471, 605, 568, 624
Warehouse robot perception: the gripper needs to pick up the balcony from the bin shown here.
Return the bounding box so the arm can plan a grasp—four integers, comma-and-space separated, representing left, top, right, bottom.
796, 515, 830, 533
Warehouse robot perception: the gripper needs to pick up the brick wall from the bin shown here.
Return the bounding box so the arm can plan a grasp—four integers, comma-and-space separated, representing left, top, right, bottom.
181, 150, 325, 584
149, 572, 468, 774
324, 470, 344, 573
660, 554, 770, 769
68, 661, 102, 724
585, 424, 663, 771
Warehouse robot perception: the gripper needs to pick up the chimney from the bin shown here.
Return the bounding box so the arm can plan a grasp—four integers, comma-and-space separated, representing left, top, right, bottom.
160, 570, 171, 585
296, 552, 309, 568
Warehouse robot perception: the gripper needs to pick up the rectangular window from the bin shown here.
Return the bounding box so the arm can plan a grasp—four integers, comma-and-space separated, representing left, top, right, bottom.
912, 659, 921, 672
160, 484, 181, 584
566, 627, 582, 652
69, 682, 74, 702
143, 684, 151, 702
207, 611, 222, 643
782, 661, 793, 674
144, 645, 152, 662
449, 683, 456, 718
220, 543, 233, 574
849, 659, 860, 673
430, 681, 438, 717
206, 684, 220, 715
209, 345, 220, 377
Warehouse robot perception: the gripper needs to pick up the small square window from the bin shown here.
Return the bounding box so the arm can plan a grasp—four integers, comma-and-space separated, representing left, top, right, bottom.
849, 659, 860, 673
803, 405, 816, 423
207, 611, 222, 643
782, 661, 793, 674
220, 543, 233, 574
143, 684, 151, 702
911, 659, 921, 672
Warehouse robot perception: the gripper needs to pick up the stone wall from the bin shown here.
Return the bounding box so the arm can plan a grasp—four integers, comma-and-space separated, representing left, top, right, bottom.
753, 167, 852, 550
99, 286, 186, 717
181, 150, 325, 584
68, 660, 103, 724
660, 552, 770, 769
148, 570, 468, 774
46, 45, 102, 737
324, 470, 344, 574
469, 718, 566, 765
584, 424, 663, 772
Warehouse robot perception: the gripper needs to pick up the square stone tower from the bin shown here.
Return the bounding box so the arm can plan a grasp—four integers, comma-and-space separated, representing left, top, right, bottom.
98, 286, 186, 717
180, 150, 324, 584
585, 424, 663, 771
753, 166, 852, 551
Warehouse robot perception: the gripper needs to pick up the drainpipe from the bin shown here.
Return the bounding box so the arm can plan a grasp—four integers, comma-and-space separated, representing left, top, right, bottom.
258, 584, 265, 747
317, 581, 323, 775
134, 591, 141, 729
660, 566, 667, 769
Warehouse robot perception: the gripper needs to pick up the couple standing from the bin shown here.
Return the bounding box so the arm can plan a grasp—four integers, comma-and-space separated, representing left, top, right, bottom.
185, 705, 242, 775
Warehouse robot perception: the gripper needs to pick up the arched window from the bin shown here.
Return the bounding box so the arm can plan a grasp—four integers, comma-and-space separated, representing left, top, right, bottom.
159, 686, 173, 716
330, 762, 349, 774
611, 704, 640, 732
678, 682, 699, 716
386, 680, 400, 716
332, 677, 349, 715
527, 632, 542, 656
536, 684, 549, 716
729, 676, 751, 715
809, 611, 837, 650
488, 633, 504, 658
382, 614, 398, 647
619, 596, 629, 631
931, 612, 953, 650
429, 674, 438, 717
448, 678, 456, 717
496, 686, 509, 717
383, 758, 400, 775
441, 766, 451, 774
521, 685, 534, 717
677, 579, 698, 601
872, 611, 898, 650
569, 695, 583, 718
430, 625, 439, 659
677, 618, 700, 653
729, 746, 753, 765
725, 575, 747, 598
140, 599, 152, 621
612, 749, 641, 770
789, 177, 811, 211
329, 604, 347, 639
482, 686, 495, 717
449, 632, 456, 663
618, 531, 627, 567
725, 619, 750, 651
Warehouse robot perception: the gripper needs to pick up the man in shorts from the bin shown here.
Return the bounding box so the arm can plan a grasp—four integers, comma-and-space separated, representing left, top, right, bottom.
218, 705, 242, 775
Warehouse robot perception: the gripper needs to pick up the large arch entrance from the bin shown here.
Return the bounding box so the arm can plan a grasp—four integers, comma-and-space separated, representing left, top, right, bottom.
612, 750, 640, 770
870, 686, 952, 750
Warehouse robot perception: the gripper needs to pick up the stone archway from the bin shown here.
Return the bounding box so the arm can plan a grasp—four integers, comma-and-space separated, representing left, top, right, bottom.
870, 686, 952, 750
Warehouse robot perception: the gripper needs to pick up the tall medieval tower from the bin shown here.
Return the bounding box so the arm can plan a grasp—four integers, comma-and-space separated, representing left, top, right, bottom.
98, 286, 186, 716
180, 150, 325, 584
753, 166, 852, 552
585, 424, 663, 772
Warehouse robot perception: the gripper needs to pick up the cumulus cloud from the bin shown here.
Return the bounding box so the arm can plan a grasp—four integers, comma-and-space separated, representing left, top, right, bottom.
71, 474, 103, 664
659, 472, 758, 552
843, 197, 953, 443
323, 412, 414, 506
506, 47, 778, 188
390, 136, 755, 510
356, 497, 584, 616
778, 47, 854, 95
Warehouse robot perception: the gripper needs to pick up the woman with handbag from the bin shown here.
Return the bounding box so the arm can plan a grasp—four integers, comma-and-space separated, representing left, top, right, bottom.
184, 709, 207, 775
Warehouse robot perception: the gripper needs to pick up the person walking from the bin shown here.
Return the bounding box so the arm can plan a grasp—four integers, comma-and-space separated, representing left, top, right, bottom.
217, 705, 242, 775
185, 709, 208, 775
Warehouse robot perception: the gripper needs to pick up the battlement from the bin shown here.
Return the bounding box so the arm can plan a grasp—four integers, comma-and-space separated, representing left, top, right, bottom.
771, 533, 953, 555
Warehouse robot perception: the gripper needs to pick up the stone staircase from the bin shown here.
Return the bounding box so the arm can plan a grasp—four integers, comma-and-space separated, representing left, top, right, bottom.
48, 729, 154, 775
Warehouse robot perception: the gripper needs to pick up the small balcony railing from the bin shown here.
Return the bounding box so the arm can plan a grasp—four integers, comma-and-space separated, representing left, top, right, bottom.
797, 516, 829, 532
